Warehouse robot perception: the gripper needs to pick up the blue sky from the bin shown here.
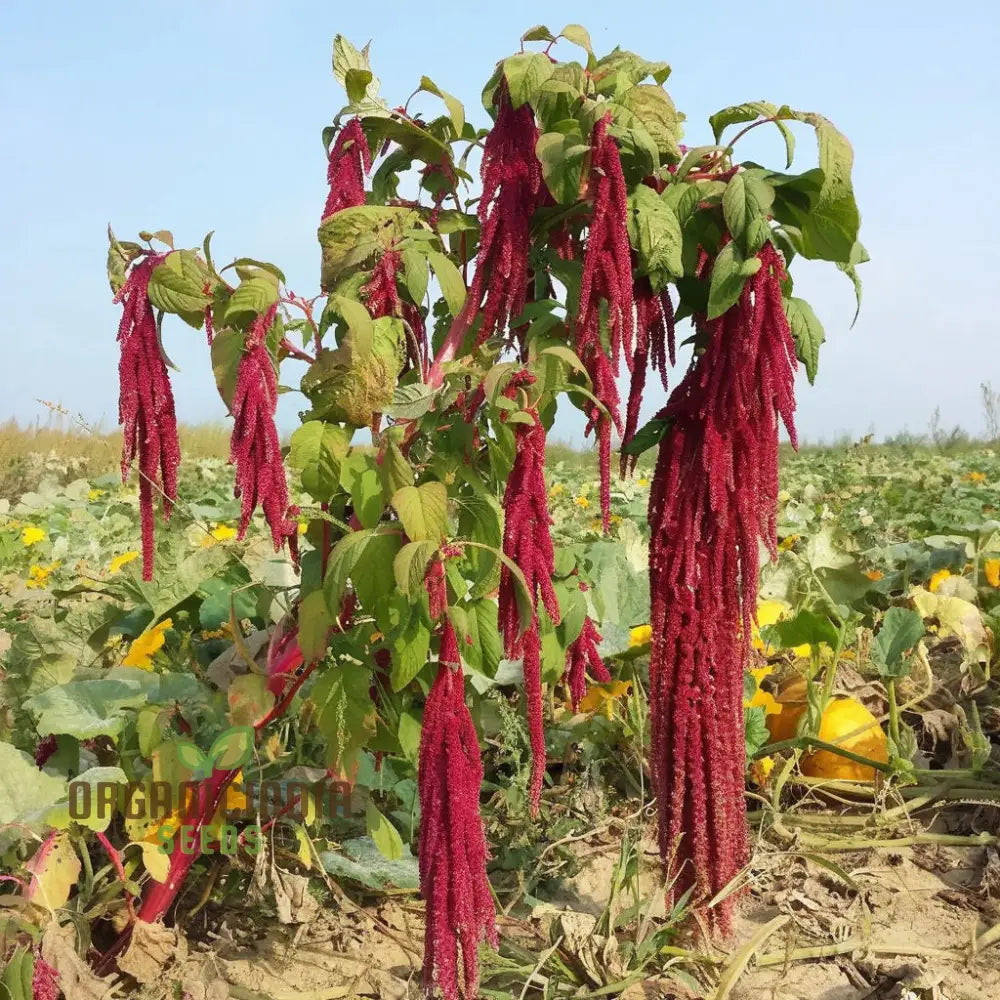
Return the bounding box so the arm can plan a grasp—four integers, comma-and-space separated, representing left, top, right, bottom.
1, 0, 997, 444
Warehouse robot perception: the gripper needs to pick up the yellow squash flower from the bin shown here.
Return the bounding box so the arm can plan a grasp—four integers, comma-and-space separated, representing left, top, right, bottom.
21, 526, 45, 547
297, 521, 308, 535
574, 496, 590, 509
88, 488, 106, 502
630, 624, 652, 648
636, 478, 649, 488
928, 569, 951, 593
123, 619, 173, 670
865, 569, 884, 581
548, 484, 565, 498
200, 523, 238, 547
109, 551, 139, 574
778, 534, 798, 551
749, 756, 776, 787
744, 665, 781, 715
985, 558, 1000, 589
577, 681, 632, 719
26, 562, 60, 590
965, 471, 987, 484
753, 600, 811, 658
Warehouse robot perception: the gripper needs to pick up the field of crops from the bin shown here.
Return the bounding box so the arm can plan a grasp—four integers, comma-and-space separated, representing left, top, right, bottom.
1, 436, 998, 999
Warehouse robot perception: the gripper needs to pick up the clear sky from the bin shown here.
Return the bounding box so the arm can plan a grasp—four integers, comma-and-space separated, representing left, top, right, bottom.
1, 0, 997, 445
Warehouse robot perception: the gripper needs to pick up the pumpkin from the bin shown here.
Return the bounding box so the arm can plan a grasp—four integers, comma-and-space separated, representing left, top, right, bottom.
765, 677, 888, 781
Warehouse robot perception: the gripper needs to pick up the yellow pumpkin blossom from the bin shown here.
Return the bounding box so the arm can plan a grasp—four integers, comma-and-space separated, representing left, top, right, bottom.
865, 569, 884, 581
636, 478, 649, 488
200, 523, 238, 547
21, 526, 45, 547
985, 558, 1000, 589
123, 619, 173, 670
26, 562, 60, 589
928, 569, 951, 593
297, 521, 308, 535
577, 680, 632, 718
630, 624, 652, 648
965, 471, 987, 484
778, 534, 798, 551
548, 483, 565, 498
744, 665, 781, 715
574, 496, 590, 509
88, 488, 106, 502
109, 551, 140, 574
749, 755, 776, 787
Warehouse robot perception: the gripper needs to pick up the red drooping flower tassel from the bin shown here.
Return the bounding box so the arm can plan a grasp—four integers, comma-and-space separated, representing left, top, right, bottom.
418, 618, 498, 1000
498, 372, 560, 814
468, 82, 542, 348
321, 117, 371, 221
230, 304, 297, 552
621, 277, 676, 475
564, 615, 611, 712
647, 242, 797, 933
31, 952, 60, 1000
576, 114, 633, 531
363, 248, 428, 377
115, 253, 181, 581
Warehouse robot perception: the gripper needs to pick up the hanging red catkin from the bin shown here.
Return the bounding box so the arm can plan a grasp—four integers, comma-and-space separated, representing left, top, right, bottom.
363, 248, 428, 377
31, 952, 60, 1000
621, 277, 676, 476
564, 613, 611, 712
647, 242, 797, 933
115, 253, 181, 581
321, 117, 371, 221
418, 618, 498, 1000
576, 114, 633, 530
468, 82, 541, 348
497, 372, 560, 814
229, 304, 298, 552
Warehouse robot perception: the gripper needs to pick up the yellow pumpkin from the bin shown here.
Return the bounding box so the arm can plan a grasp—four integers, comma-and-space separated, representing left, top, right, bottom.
765, 678, 887, 781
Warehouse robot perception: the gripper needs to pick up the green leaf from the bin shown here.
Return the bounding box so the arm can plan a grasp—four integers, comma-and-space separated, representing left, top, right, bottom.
389, 614, 431, 691
318, 206, 418, 289
536, 130, 589, 204
313, 663, 375, 776
211, 327, 243, 410
352, 531, 402, 611
617, 85, 682, 163
224, 276, 278, 326
392, 482, 449, 542
522, 24, 557, 42
419, 76, 465, 137
24, 678, 148, 741
745, 705, 770, 758
397, 710, 422, 763
323, 529, 374, 614
299, 588, 332, 663
761, 609, 839, 650
782, 111, 860, 262
0, 743, 66, 841
378, 438, 413, 496
329, 295, 375, 356
872, 607, 924, 678
783, 296, 825, 384
210, 726, 254, 770
340, 453, 385, 528
400, 247, 429, 305
503, 53, 554, 109
393, 540, 439, 598
385, 382, 437, 420
710, 101, 795, 169
288, 421, 353, 500
345, 67, 373, 104
147, 250, 211, 325
837, 240, 869, 327
707, 243, 761, 319
463, 599, 502, 677
627, 184, 683, 278
425, 250, 466, 316
560, 24, 593, 52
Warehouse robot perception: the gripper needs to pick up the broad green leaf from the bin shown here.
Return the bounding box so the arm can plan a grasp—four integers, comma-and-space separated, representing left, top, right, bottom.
536, 130, 588, 204
323, 528, 374, 613
783, 296, 825, 384
318, 206, 418, 289
462, 599, 502, 677
400, 247, 429, 305
225, 276, 279, 325
329, 295, 375, 356
288, 421, 353, 500
211, 327, 243, 411
392, 482, 449, 542
419, 76, 465, 136
378, 438, 413, 497
0, 743, 66, 844
761, 609, 838, 651
147, 250, 211, 325
345, 67, 373, 104
503, 53, 554, 109
313, 663, 375, 776
385, 382, 436, 420
299, 588, 332, 663
522, 24, 556, 42
393, 540, 439, 597
352, 531, 403, 611
707, 242, 761, 319
628, 184, 683, 278
227, 674, 274, 727
340, 453, 385, 528
709, 101, 795, 169
425, 250, 466, 316
560, 24, 593, 52
397, 710, 422, 763
24, 833, 80, 913
871, 607, 924, 678
745, 705, 770, 758
618, 85, 682, 163
25, 678, 148, 740
837, 240, 869, 327
389, 614, 431, 691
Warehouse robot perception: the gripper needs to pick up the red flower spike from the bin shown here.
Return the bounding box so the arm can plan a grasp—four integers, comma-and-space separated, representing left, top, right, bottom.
363, 248, 428, 377
230, 304, 297, 553
468, 83, 542, 349
575, 114, 633, 530
321, 117, 371, 222
497, 371, 560, 817
621, 278, 676, 476
425, 558, 447, 622
115, 253, 181, 581
31, 953, 60, 1000
564, 616, 611, 712
418, 619, 498, 1000
647, 243, 797, 933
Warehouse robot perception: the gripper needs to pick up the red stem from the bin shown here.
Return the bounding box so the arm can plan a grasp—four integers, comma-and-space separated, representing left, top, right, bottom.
426, 301, 475, 388
95, 830, 137, 922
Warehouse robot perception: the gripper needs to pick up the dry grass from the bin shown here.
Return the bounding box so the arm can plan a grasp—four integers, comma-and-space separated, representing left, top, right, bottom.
0, 416, 233, 499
